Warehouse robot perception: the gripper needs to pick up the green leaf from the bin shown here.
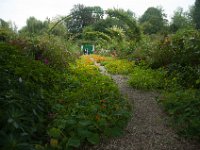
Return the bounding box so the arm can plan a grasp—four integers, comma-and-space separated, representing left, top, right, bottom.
105, 127, 123, 137
66, 119, 77, 125
77, 128, 92, 138
67, 136, 80, 148
87, 133, 100, 145
79, 120, 92, 126
48, 128, 61, 138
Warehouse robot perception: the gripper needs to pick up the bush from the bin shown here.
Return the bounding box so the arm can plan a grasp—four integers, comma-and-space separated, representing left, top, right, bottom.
9, 34, 78, 71
149, 29, 200, 68
128, 67, 166, 89
171, 29, 200, 66
131, 35, 159, 63
0, 28, 16, 42
0, 42, 65, 149
160, 89, 200, 140
166, 64, 200, 89
0, 44, 131, 149
47, 56, 131, 149
103, 58, 134, 74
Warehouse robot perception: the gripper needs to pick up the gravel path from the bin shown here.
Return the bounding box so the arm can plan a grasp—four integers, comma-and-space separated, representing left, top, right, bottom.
84, 62, 200, 150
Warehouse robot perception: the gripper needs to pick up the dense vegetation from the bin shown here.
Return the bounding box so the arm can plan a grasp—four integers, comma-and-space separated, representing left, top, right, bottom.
0, 40, 131, 149
0, 0, 200, 149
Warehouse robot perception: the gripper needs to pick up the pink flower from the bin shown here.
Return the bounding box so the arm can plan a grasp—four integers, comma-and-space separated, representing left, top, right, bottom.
44, 58, 49, 64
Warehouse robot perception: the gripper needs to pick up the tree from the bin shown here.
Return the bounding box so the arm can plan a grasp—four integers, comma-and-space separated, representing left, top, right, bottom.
66, 4, 104, 34
106, 9, 141, 41
193, 0, 200, 30
139, 7, 167, 34
0, 19, 9, 29
170, 7, 194, 32
48, 16, 68, 37
0, 19, 14, 41
19, 17, 48, 35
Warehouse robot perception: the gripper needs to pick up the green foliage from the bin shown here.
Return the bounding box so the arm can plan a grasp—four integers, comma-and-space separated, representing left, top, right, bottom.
48, 56, 131, 149
129, 67, 166, 89
193, 0, 200, 30
136, 29, 200, 68
106, 25, 125, 42
0, 19, 16, 41
19, 17, 48, 35
166, 64, 200, 89
83, 31, 111, 43
106, 8, 141, 41
67, 4, 104, 34
48, 16, 68, 37
170, 29, 200, 66
103, 58, 134, 74
0, 18, 10, 29
0, 42, 66, 149
170, 7, 194, 32
139, 7, 167, 34
0, 28, 15, 42
90, 17, 126, 33
131, 35, 158, 62
10, 34, 77, 71
0, 43, 131, 149
160, 89, 200, 140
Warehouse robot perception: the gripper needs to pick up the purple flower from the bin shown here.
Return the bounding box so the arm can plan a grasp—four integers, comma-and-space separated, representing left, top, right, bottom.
44, 58, 49, 65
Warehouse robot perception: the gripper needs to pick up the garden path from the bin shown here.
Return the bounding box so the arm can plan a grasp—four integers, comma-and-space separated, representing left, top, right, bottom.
84, 60, 200, 150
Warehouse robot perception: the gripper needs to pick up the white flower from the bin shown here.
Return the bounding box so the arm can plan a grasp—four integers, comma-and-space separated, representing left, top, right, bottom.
19, 77, 23, 83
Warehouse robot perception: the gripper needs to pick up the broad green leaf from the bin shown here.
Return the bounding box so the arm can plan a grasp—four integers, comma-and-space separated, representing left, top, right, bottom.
48, 128, 61, 138
105, 127, 123, 137
66, 119, 77, 125
77, 128, 92, 138
87, 133, 100, 145
67, 136, 80, 148
79, 120, 92, 126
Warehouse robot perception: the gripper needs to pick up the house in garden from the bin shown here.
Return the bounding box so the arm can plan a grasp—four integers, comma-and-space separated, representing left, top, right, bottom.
81, 44, 95, 54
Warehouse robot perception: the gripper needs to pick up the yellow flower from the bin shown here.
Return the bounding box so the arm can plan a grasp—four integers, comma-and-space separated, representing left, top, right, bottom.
50, 138, 58, 147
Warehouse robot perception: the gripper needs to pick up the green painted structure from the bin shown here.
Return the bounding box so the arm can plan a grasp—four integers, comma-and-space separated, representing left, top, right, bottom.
81, 44, 95, 54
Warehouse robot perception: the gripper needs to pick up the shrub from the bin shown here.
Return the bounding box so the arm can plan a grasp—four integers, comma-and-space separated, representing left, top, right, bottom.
0, 28, 16, 42
103, 58, 134, 74
47, 56, 131, 149
149, 29, 200, 68
128, 67, 166, 89
90, 54, 106, 63
0, 44, 131, 149
171, 29, 200, 66
9, 34, 78, 71
0, 42, 65, 149
166, 64, 200, 89
160, 89, 200, 140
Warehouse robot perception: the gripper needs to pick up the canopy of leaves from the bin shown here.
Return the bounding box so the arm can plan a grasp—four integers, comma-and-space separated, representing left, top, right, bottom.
48, 16, 68, 37
106, 25, 125, 42
193, 0, 200, 30
66, 4, 104, 34
90, 17, 126, 34
170, 7, 194, 32
19, 17, 48, 35
106, 9, 141, 41
0, 19, 9, 29
83, 31, 111, 43
139, 7, 167, 34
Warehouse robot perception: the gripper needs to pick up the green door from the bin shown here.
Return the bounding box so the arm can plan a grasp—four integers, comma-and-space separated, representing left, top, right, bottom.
82, 44, 94, 54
